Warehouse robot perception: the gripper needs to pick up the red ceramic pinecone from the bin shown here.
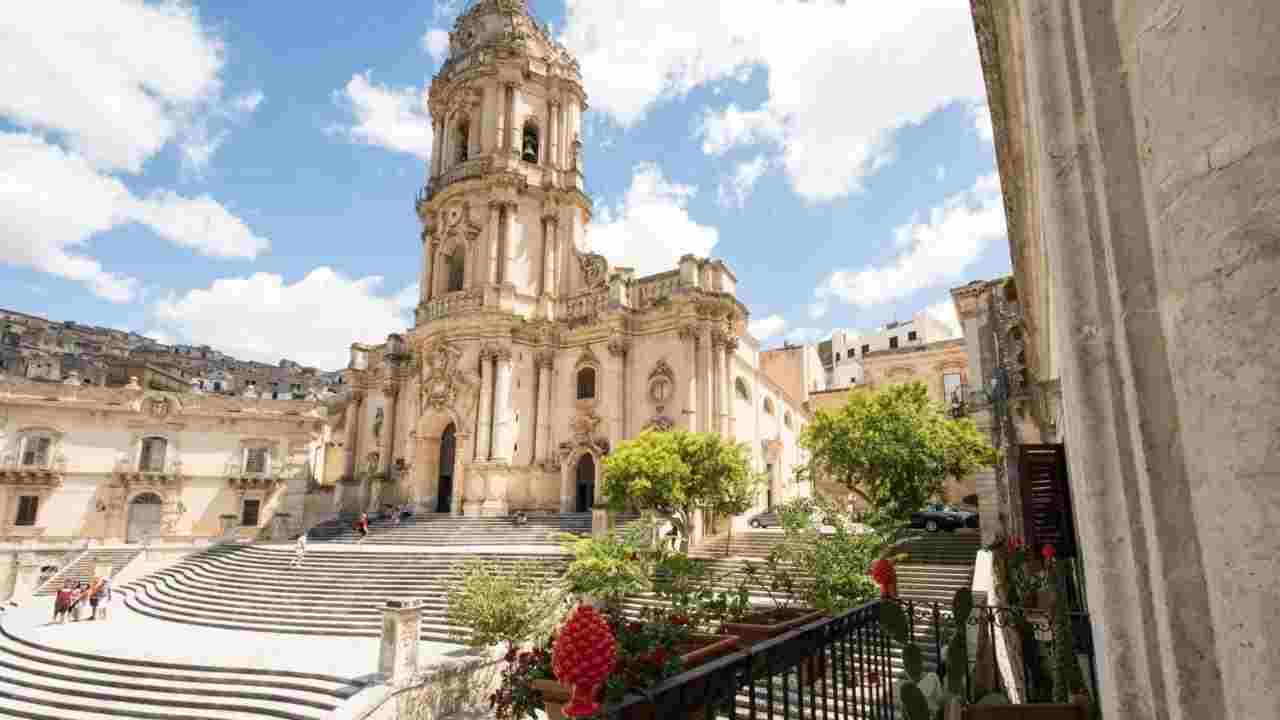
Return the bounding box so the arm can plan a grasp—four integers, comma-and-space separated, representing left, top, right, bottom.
869, 558, 898, 598
552, 605, 617, 718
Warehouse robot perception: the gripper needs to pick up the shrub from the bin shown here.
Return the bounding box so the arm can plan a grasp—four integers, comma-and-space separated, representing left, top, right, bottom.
445, 559, 567, 650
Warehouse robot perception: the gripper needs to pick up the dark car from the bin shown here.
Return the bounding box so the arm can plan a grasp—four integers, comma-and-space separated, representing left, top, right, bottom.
748, 510, 780, 529
909, 504, 978, 533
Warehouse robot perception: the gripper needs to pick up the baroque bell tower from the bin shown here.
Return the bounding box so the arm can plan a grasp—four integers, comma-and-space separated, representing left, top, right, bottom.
413, 0, 594, 324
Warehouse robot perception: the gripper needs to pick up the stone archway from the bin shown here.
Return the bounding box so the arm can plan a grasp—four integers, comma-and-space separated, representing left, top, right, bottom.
414, 410, 467, 515
436, 423, 457, 513
126, 492, 164, 543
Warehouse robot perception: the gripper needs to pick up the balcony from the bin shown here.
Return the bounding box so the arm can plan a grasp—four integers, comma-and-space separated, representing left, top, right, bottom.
418, 288, 484, 323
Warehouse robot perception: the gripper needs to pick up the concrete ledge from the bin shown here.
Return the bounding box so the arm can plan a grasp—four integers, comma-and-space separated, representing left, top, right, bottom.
336, 648, 502, 720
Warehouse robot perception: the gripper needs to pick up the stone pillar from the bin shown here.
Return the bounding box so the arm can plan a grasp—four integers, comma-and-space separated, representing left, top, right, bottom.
487, 203, 501, 284
723, 336, 738, 438
501, 201, 517, 285
431, 119, 443, 176
542, 216, 557, 297
270, 513, 292, 541
9, 553, 42, 603
560, 103, 571, 169
608, 336, 630, 445
219, 514, 238, 540
490, 348, 514, 463
467, 102, 481, 159
474, 351, 493, 462
377, 382, 399, 479
710, 329, 725, 438
548, 100, 560, 168
421, 237, 435, 303
698, 322, 713, 433
378, 599, 422, 684
343, 391, 365, 481
440, 111, 453, 171
679, 324, 698, 430
488, 82, 502, 151
591, 507, 611, 539
505, 83, 519, 154
535, 352, 553, 464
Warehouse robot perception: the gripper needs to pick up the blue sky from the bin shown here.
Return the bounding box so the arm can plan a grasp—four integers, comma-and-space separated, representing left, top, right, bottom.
0, 0, 1008, 370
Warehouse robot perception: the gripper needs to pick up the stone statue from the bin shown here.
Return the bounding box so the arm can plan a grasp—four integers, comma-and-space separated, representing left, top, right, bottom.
373, 407, 384, 440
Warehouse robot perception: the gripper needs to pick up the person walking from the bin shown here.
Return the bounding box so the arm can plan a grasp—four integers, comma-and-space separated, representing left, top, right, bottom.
86, 576, 102, 621
291, 532, 308, 569
68, 582, 86, 622
95, 577, 112, 620
53, 583, 72, 624
357, 512, 370, 542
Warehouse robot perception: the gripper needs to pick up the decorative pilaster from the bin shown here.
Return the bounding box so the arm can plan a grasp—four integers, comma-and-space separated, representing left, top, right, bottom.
502, 201, 518, 285
549, 100, 561, 168
377, 380, 399, 479
698, 322, 713, 433
475, 350, 493, 462
343, 390, 365, 481
534, 351, 554, 465
421, 234, 436, 303
679, 324, 699, 431
608, 336, 631, 445
711, 329, 727, 437
505, 82, 519, 154
487, 202, 502, 284
723, 336, 739, 438
431, 119, 443, 176
491, 347, 514, 462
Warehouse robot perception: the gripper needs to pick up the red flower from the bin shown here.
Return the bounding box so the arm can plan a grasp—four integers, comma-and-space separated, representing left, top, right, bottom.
670, 614, 689, 626
1041, 544, 1056, 562
866, 671, 881, 686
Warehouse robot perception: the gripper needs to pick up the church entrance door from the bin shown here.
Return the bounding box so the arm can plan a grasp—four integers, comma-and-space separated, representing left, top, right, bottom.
127, 493, 164, 543
436, 423, 456, 513
575, 454, 595, 513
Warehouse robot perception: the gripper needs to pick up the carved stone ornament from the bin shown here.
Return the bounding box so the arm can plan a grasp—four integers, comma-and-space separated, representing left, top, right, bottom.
643, 415, 675, 432
648, 359, 675, 406
569, 412, 601, 439
574, 346, 599, 370
419, 342, 471, 414
578, 252, 608, 287
607, 336, 631, 358
148, 397, 171, 420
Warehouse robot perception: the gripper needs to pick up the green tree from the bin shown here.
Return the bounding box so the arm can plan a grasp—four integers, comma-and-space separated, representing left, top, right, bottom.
444, 559, 567, 650
800, 383, 997, 530
601, 430, 760, 551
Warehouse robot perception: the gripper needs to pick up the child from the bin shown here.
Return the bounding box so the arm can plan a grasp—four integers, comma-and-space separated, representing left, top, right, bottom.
291, 532, 308, 569
357, 513, 370, 542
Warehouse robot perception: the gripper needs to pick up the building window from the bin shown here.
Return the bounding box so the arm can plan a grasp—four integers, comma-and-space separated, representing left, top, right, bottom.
244, 447, 270, 475
908, 330, 918, 341
446, 250, 466, 293
240, 499, 261, 527
139, 437, 167, 473
763, 397, 775, 415
576, 367, 596, 400
454, 119, 470, 164
889, 336, 899, 349
20, 436, 52, 467
944, 372, 964, 404
784, 411, 793, 429
735, 377, 750, 401
834, 351, 840, 362
861, 344, 870, 355
522, 122, 540, 163
14, 496, 39, 526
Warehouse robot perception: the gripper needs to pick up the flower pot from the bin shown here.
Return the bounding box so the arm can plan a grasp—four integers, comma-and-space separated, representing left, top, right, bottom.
532, 678, 570, 720
962, 703, 1087, 720
721, 608, 826, 687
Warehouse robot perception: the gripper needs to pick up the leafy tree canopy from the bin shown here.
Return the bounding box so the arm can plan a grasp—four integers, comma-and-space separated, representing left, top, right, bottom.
602, 430, 760, 547
799, 383, 997, 530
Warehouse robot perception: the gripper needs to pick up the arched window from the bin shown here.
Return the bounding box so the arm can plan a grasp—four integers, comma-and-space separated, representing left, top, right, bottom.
735, 377, 750, 401
454, 119, 470, 164
763, 397, 775, 415
522, 122, 540, 164
139, 437, 167, 472
446, 249, 466, 293
784, 412, 793, 429
576, 367, 596, 400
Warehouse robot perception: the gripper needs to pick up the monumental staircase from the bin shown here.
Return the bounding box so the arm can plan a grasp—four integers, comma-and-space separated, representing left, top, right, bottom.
309, 511, 594, 547
0, 618, 364, 720
33, 548, 143, 597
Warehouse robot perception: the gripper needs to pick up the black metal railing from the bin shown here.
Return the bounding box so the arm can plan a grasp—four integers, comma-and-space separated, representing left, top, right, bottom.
595, 598, 1098, 719
601, 600, 900, 720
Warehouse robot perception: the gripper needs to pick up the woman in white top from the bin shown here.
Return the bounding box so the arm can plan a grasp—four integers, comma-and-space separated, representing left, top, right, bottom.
291, 532, 308, 568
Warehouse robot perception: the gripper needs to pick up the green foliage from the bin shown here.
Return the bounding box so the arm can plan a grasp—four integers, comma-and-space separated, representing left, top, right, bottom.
763, 496, 882, 614
445, 560, 567, 650
556, 522, 657, 609
602, 430, 760, 548
800, 383, 997, 531
1050, 559, 1086, 702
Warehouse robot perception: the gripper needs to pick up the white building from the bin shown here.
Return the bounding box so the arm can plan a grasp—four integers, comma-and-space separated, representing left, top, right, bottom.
820, 312, 953, 390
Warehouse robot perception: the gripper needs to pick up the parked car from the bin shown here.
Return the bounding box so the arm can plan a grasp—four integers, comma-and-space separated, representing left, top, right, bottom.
909, 503, 978, 533
748, 510, 780, 529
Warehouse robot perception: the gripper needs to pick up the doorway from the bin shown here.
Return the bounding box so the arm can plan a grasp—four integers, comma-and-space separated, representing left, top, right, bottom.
575, 454, 596, 513
436, 423, 456, 513
127, 492, 163, 543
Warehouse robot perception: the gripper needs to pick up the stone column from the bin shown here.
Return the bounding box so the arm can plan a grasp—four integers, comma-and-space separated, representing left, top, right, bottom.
698, 322, 713, 433
440, 111, 453, 171
679, 324, 698, 430
542, 216, 557, 297
490, 348, 514, 463
474, 350, 493, 462
502, 201, 518, 284
560, 103, 571, 168
608, 337, 630, 444
488, 82, 502, 151
723, 336, 738, 438
343, 391, 365, 481
534, 352, 553, 464
548, 100, 560, 167
10, 553, 42, 602
421, 237, 435, 303
378, 599, 422, 684
487, 202, 501, 284
377, 380, 399, 479
467, 102, 481, 159
431, 119, 443, 176
505, 83, 519, 153
710, 329, 725, 438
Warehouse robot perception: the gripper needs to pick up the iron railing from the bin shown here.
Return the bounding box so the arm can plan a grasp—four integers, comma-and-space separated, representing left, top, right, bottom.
595, 598, 1098, 719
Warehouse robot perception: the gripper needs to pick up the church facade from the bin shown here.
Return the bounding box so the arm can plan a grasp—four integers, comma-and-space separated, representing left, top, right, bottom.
332, 0, 811, 527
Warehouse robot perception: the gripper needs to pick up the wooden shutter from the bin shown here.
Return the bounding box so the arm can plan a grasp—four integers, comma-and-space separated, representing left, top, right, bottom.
1018, 444, 1077, 558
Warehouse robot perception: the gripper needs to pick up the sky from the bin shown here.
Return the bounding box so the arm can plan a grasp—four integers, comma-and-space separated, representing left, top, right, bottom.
0, 0, 1009, 371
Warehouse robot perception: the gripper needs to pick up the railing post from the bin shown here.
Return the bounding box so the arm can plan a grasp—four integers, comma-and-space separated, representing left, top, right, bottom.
378, 599, 423, 684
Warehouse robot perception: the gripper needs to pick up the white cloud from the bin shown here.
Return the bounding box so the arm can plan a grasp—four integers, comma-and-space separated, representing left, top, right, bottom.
0, 0, 224, 174
924, 299, 962, 339
808, 300, 828, 320
972, 103, 994, 142
333, 72, 434, 160
784, 327, 824, 345
562, 0, 984, 202
232, 91, 265, 114
153, 268, 413, 370
586, 163, 719, 277
748, 313, 787, 341
422, 29, 450, 64
717, 155, 769, 208
0, 132, 268, 301
814, 172, 1005, 308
